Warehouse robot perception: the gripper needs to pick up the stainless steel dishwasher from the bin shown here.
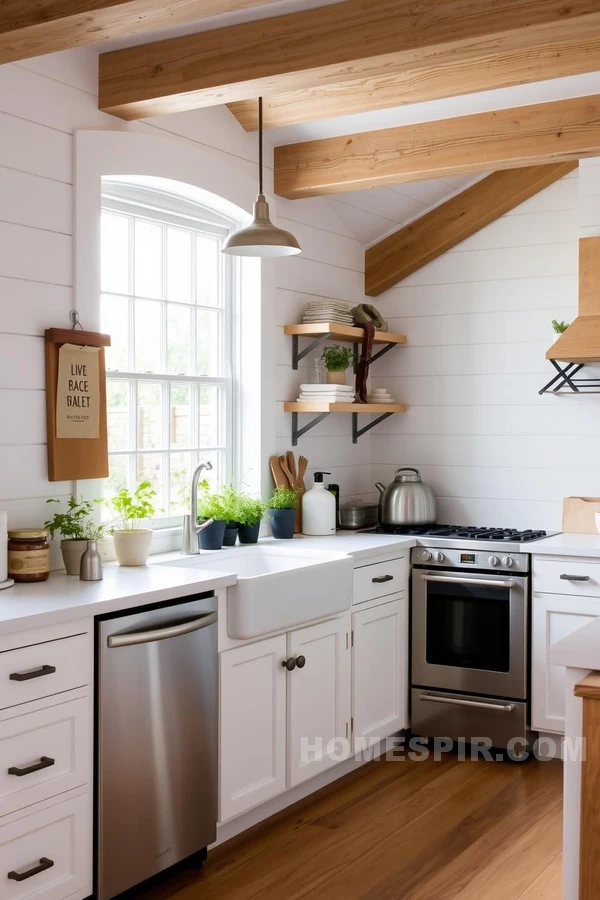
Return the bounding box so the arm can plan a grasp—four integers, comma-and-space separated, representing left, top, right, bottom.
97, 594, 218, 900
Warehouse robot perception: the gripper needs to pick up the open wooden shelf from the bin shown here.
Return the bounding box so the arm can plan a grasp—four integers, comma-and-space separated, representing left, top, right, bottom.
284, 323, 406, 345
284, 401, 407, 414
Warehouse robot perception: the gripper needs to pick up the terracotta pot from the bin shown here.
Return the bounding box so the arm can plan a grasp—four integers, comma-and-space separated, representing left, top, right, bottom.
112, 530, 153, 566
61, 539, 88, 576
327, 370, 347, 385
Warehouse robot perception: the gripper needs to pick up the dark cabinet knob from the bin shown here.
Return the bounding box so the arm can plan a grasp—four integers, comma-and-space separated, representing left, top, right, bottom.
9, 756, 55, 777
296, 655, 306, 669
8, 858, 54, 882
282, 658, 296, 671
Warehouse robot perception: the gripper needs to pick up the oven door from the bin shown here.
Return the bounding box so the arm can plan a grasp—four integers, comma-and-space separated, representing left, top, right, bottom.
411, 568, 527, 700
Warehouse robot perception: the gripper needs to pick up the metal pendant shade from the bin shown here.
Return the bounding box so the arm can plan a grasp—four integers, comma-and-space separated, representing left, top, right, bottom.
222, 98, 301, 258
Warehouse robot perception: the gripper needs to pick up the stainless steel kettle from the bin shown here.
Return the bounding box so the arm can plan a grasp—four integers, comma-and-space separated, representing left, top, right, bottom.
375, 468, 437, 527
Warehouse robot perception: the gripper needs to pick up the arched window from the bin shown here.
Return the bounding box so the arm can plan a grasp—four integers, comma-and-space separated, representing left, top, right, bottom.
100, 181, 238, 525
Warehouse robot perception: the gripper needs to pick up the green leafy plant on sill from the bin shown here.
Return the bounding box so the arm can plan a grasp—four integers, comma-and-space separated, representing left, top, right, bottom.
110, 481, 157, 531
236, 494, 268, 526
197, 480, 229, 522
552, 320, 570, 334
321, 344, 354, 372
268, 486, 299, 510
45, 496, 109, 542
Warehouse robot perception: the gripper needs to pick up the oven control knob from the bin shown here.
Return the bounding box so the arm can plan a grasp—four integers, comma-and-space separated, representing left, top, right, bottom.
433, 551, 445, 563
419, 550, 432, 562
488, 555, 500, 567
502, 556, 514, 568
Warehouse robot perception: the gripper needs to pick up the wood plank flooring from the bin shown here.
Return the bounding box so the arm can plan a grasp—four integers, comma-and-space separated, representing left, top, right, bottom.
137, 753, 563, 900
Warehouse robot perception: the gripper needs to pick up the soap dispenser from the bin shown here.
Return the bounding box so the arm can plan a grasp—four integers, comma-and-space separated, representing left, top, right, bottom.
302, 471, 337, 536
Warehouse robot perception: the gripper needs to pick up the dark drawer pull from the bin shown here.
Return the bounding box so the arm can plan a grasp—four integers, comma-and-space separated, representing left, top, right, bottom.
560, 574, 590, 582
9, 665, 56, 682
8, 857, 54, 882
372, 575, 394, 584
8, 756, 55, 777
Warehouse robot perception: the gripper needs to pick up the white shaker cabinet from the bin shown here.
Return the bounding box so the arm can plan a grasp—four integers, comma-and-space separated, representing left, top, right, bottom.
219, 634, 287, 822
532, 592, 600, 734
287, 616, 351, 788
352, 595, 408, 746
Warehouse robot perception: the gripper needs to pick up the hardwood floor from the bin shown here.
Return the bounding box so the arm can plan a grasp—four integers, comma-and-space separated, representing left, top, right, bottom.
138, 753, 563, 900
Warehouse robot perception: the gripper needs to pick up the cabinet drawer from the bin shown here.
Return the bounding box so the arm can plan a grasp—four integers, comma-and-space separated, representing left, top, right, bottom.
353, 557, 407, 605
0, 634, 89, 711
0, 793, 92, 900
533, 557, 600, 598
0, 697, 91, 818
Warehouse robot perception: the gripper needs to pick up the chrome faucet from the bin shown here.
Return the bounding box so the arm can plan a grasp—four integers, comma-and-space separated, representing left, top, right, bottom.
182, 460, 214, 555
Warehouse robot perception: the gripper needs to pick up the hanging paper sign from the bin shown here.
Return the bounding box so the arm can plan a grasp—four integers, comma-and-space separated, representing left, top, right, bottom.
56, 343, 101, 439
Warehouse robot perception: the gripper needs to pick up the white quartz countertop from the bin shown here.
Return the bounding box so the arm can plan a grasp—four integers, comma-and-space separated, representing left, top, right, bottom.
551, 615, 600, 670
0, 531, 415, 636
531, 533, 600, 558
0, 564, 237, 635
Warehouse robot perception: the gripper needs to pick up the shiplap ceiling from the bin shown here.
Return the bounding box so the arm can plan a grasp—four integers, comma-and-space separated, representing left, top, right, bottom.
88, 0, 600, 245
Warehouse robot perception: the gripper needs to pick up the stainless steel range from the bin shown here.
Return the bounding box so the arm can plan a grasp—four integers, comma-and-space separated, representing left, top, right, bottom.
409, 538, 537, 755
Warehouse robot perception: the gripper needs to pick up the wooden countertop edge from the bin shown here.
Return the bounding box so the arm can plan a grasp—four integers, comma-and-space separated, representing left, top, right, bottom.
575, 672, 600, 700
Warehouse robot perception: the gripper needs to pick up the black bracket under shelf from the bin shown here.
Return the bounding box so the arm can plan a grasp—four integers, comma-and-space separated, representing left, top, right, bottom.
539, 360, 600, 394
291, 410, 396, 445
291, 334, 399, 371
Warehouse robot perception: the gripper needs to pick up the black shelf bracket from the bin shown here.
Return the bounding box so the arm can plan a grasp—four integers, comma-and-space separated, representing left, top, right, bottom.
291, 411, 330, 446
539, 360, 600, 394
368, 342, 400, 365
292, 333, 332, 370
352, 412, 394, 444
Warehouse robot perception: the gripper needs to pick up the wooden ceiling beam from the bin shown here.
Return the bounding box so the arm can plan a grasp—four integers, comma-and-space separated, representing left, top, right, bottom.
228, 38, 600, 131
0, 0, 281, 65
274, 94, 600, 200
364, 162, 578, 297
98, 0, 600, 120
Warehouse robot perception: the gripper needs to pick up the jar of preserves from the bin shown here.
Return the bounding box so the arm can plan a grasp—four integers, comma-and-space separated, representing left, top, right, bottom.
7, 529, 50, 583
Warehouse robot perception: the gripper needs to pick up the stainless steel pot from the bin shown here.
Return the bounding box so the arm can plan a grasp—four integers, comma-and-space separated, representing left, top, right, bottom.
375, 468, 437, 527
339, 501, 379, 530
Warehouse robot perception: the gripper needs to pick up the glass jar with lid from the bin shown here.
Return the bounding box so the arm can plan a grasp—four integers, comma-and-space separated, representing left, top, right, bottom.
7, 529, 50, 583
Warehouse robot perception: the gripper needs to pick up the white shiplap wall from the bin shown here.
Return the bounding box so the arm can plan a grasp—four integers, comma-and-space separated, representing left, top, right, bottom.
370, 166, 600, 531
0, 48, 370, 547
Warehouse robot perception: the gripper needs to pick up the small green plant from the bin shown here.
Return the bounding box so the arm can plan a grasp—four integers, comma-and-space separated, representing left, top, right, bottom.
268, 486, 299, 510
197, 481, 228, 522
552, 319, 570, 334
45, 496, 108, 541
110, 481, 157, 531
237, 494, 268, 526
321, 344, 354, 372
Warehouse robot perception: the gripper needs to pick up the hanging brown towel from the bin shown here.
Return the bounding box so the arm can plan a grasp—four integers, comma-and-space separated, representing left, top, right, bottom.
355, 322, 375, 403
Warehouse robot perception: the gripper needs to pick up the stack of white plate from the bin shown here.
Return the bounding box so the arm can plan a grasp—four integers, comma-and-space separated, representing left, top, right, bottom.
367, 387, 396, 404
297, 384, 355, 403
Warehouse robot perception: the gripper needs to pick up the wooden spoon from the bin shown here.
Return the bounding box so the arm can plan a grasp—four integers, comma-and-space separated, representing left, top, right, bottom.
297, 455, 308, 492
269, 455, 288, 489
279, 455, 296, 490
287, 451, 298, 487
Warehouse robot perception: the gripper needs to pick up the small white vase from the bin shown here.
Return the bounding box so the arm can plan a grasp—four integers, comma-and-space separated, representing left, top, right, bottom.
112, 530, 153, 566
61, 539, 89, 576
327, 370, 347, 385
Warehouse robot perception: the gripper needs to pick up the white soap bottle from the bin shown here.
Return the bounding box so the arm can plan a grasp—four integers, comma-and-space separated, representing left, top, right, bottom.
302, 472, 337, 536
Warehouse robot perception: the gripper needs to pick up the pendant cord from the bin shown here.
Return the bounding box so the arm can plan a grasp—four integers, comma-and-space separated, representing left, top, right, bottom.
258, 96, 263, 195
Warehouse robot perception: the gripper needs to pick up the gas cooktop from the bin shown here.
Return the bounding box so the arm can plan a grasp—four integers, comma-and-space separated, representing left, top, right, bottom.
360, 524, 557, 552
368, 525, 550, 542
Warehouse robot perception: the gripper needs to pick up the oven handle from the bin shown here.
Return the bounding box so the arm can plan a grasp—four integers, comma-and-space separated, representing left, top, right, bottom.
420, 574, 516, 589
419, 692, 516, 713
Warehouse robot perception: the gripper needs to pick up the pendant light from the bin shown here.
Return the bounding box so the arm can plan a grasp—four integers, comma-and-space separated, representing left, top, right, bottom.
222, 97, 301, 257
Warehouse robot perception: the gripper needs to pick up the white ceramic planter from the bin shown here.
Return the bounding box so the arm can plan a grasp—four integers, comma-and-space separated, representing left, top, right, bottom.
112, 530, 153, 566
61, 539, 89, 576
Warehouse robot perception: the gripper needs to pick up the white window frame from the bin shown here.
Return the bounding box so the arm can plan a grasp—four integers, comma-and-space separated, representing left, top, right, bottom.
101, 182, 240, 530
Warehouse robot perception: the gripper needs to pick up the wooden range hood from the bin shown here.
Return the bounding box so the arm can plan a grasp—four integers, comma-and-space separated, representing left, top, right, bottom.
548, 236, 600, 363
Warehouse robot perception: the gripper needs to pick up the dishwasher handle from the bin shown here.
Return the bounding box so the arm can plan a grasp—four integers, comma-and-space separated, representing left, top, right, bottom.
107, 611, 217, 648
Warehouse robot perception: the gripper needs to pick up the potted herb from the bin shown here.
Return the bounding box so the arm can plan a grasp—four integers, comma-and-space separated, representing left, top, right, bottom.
197, 483, 228, 550
322, 344, 354, 385
221, 485, 243, 547
110, 481, 156, 566
268, 486, 299, 540
45, 496, 108, 575
237, 494, 268, 544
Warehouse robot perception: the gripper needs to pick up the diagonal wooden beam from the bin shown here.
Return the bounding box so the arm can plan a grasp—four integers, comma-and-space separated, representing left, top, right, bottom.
98, 0, 600, 120
274, 94, 600, 200
364, 162, 578, 297
228, 38, 600, 131
0, 0, 281, 65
